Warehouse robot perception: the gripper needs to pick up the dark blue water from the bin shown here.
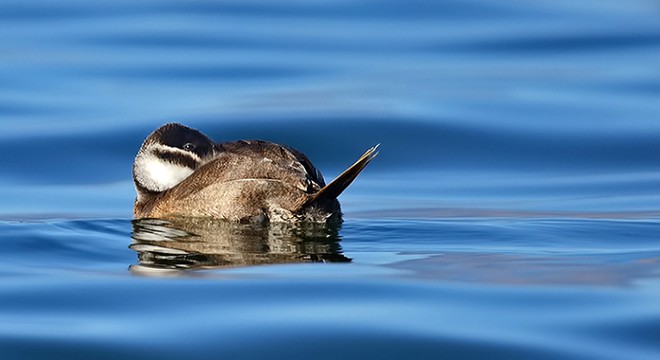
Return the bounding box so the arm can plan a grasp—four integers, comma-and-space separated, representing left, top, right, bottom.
2, 1, 660, 358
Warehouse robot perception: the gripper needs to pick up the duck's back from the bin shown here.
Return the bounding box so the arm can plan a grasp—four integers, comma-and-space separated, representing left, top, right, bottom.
136, 140, 337, 222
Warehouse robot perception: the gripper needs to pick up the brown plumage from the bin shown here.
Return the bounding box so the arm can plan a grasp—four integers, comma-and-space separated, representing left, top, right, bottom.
132, 123, 379, 223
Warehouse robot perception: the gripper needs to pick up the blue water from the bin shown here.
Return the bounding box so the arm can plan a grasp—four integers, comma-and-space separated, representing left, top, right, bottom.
2, 0, 660, 358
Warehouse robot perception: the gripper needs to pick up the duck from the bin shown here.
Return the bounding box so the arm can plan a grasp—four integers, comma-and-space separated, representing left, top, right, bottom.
132, 123, 378, 223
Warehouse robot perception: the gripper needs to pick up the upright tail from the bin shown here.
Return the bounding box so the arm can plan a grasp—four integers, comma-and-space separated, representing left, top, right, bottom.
303, 144, 380, 209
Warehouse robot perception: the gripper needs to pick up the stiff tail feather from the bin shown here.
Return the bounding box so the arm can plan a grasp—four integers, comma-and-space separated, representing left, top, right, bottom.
303, 144, 380, 209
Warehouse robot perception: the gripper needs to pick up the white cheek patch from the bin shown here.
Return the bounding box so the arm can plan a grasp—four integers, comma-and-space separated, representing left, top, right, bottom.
134, 152, 194, 192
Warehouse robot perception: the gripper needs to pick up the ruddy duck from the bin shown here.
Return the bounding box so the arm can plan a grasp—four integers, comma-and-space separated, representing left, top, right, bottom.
133, 123, 378, 222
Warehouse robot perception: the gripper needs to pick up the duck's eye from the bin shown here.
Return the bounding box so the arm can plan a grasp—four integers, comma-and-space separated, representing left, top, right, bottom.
182, 143, 195, 151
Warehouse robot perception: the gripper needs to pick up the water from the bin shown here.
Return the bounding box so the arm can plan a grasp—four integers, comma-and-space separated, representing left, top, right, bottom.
2, 0, 660, 358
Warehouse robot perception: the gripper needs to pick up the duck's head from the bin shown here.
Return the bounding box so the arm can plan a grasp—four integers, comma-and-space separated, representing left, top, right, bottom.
133, 123, 216, 201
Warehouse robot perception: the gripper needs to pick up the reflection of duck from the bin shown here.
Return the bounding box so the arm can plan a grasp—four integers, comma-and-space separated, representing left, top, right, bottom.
129, 218, 351, 274
132, 123, 378, 222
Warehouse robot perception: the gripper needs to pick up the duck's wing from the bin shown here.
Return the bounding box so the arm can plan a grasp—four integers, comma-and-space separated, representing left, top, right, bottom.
164, 140, 325, 201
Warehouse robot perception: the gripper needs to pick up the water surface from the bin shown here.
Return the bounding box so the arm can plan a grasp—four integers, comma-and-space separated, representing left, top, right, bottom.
1, 1, 660, 359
